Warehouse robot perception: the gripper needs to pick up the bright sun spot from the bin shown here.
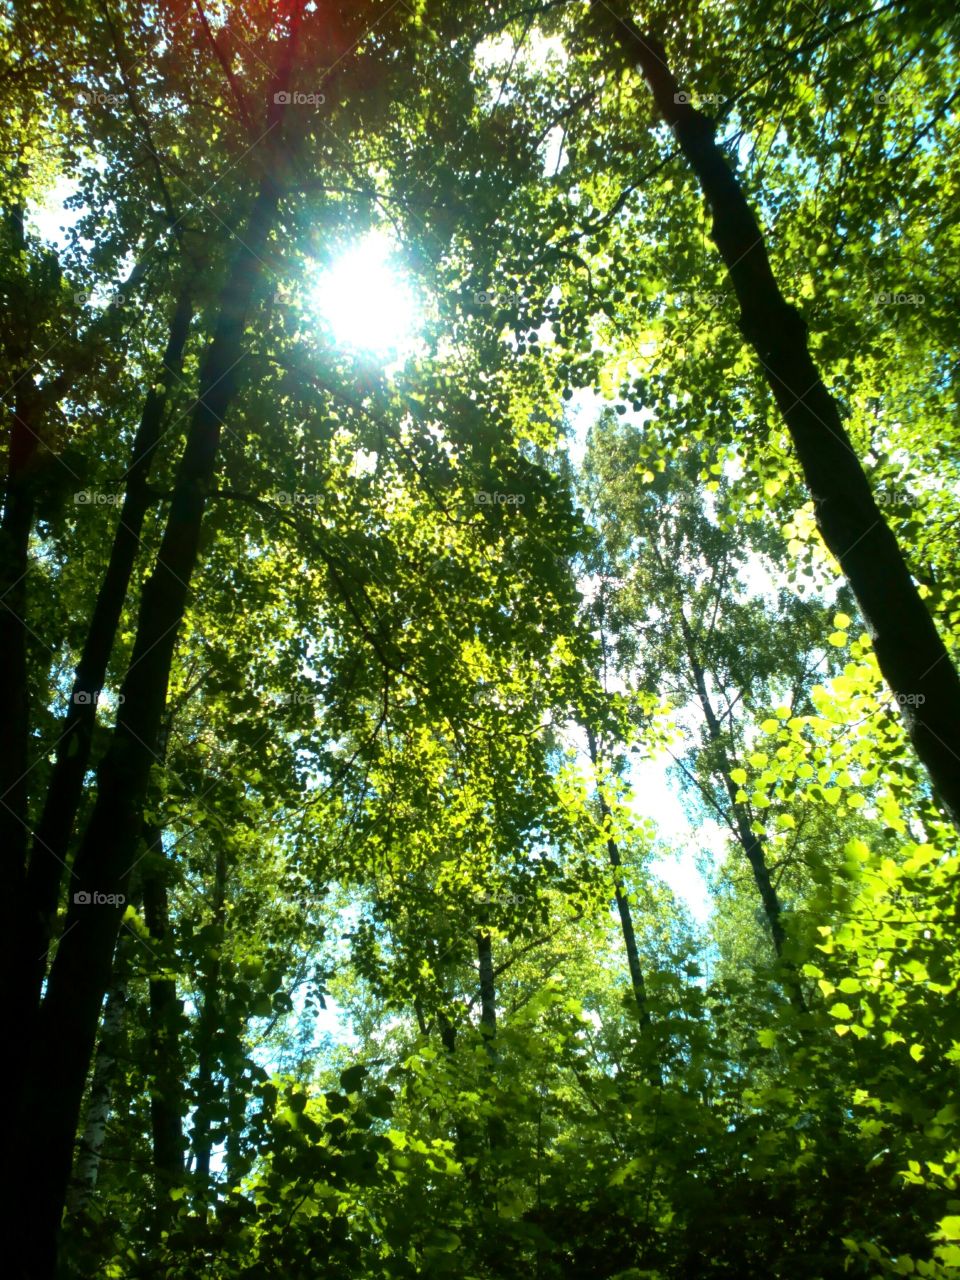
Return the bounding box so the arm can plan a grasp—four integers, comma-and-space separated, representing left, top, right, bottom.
312, 234, 418, 355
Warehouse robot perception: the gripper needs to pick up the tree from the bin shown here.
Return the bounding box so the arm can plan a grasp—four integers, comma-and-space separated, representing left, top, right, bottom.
4, 0, 960, 1275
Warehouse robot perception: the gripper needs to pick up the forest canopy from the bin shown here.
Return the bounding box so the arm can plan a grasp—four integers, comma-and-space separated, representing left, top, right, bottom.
2, 0, 960, 1276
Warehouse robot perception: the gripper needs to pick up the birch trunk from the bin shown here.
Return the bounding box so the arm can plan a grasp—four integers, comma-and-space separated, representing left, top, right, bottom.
606, 10, 960, 825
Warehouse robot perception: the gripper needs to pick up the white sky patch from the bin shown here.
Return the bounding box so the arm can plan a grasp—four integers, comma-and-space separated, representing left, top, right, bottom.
27, 175, 81, 248
628, 753, 722, 925
558, 718, 718, 925
563, 387, 605, 466
311, 232, 419, 356
311, 993, 357, 1047
475, 30, 567, 75
734, 549, 782, 604
350, 448, 378, 477
543, 124, 569, 174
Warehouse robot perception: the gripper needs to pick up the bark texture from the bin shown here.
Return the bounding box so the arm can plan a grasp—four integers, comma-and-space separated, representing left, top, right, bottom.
9, 20, 301, 1256
22, 282, 193, 1009
676, 611, 789, 957
66, 975, 126, 1217
0, 199, 38, 943
193, 843, 227, 1202
142, 822, 186, 1199
477, 929, 497, 1039
585, 726, 652, 1026
606, 10, 960, 825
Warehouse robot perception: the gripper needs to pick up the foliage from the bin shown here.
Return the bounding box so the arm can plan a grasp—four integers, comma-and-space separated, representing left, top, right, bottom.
1, 1, 958, 1277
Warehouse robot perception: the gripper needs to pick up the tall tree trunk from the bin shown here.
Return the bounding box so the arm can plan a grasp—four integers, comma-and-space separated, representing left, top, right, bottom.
140, 715, 185, 1222
0, 197, 38, 989
676, 611, 789, 957
0, 371, 34, 875
1, 206, 162, 1159
437, 1006, 457, 1055
8, 15, 303, 1261
605, 10, 960, 825
475, 929, 506, 1153
66, 974, 127, 1218
585, 725, 662, 1087
141, 821, 185, 1204
584, 727, 652, 1026
0, 204, 159, 913
193, 843, 227, 1204
224, 1077, 245, 1191
20, 282, 193, 1012
676, 610, 807, 1010
476, 929, 497, 1041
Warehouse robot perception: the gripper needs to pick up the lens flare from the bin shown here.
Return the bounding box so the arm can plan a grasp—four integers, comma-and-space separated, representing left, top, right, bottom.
312, 234, 417, 354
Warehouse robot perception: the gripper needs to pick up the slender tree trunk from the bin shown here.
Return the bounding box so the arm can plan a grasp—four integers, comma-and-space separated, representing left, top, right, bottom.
20, 282, 193, 1011
0, 198, 49, 1187
0, 383, 33, 873
66, 975, 127, 1217
141, 822, 185, 1202
9, 17, 302, 1254
437, 1006, 457, 1055
584, 727, 651, 1026
0, 198, 37, 969
677, 611, 790, 957
477, 930, 497, 1040
585, 725, 663, 1087
225, 1076, 245, 1190
1, 209, 164, 1158
193, 843, 227, 1203
0, 212, 160, 908
677, 610, 807, 1010
607, 11, 960, 826
475, 929, 506, 1153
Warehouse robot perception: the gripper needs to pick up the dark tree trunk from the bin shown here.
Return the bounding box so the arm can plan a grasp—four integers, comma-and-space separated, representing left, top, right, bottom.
677, 611, 789, 957
66, 974, 127, 1217
584, 727, 651, 1026
21, 282, 193, 1011
141, 822, 185, 1201
437, 1007, 457, 1055
585, 725, 663, 1087
475, 929, 506, 1152
0, 401, 33, 877
1, 210, 166, 1190
677, 610, 807, 1010
193, 843, 227, 1203
607, 12, 960, 826
8, 24, 300, 1250
477, 929, 497, 1040
0, 198, 37, 967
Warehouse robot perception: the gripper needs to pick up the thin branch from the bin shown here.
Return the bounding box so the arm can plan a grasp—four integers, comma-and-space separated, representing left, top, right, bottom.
192, 0, 257, 140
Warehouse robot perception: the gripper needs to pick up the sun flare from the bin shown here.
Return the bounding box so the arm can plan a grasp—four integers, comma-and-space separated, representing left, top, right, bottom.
311, 234, 418, 355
